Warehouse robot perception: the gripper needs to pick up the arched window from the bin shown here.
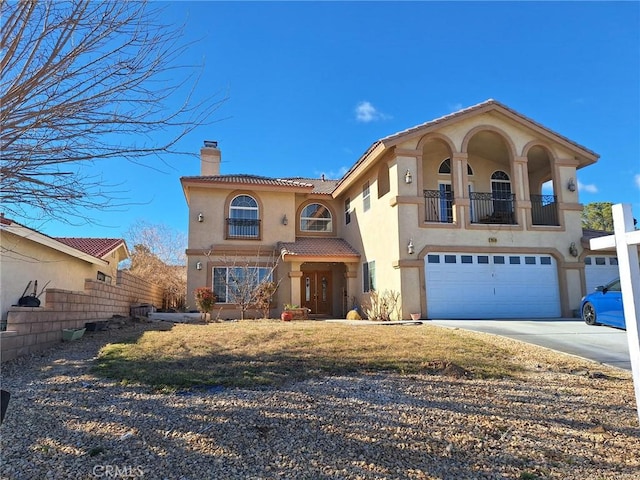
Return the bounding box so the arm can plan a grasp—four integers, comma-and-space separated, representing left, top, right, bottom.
228, 195, 259, 238
438, 158, 473, 175
491, 171, 513, 214
300, 203, 332, 232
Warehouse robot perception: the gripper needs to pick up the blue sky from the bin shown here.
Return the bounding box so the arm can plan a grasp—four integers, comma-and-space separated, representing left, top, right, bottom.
26, 1, 640, 239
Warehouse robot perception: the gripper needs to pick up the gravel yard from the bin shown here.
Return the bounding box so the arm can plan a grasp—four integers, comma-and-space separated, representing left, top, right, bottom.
1, 322, 638, 480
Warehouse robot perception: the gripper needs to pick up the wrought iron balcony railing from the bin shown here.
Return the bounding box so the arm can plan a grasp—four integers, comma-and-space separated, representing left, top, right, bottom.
470, 192, 517, 224
423, 189, 454, 223
226, 218, 260, 238
530, 194, 559, 226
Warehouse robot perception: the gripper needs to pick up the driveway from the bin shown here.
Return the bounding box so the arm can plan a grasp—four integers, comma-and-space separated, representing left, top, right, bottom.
431, 318, 631, 371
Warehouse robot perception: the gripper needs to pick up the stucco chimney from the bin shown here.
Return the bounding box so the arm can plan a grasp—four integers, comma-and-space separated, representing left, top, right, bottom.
201, 140, 221, 176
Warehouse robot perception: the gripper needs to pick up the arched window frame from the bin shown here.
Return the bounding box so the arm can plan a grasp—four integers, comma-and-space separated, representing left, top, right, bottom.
438, 158, 473, 175
490, 170, 513, 214
300, 202, 333, 233
227, 194, 260, 239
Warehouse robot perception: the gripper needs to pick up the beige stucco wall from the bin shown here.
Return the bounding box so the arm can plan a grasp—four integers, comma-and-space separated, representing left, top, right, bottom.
185, 185, 311, 314
0, 230, 106, 321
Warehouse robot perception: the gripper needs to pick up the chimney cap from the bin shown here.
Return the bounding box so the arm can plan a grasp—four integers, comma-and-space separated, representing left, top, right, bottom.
203, 140, 218, 148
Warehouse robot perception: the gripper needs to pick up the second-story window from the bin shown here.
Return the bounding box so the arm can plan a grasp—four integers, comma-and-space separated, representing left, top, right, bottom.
363, 181, 370, 212
228, 194, 259, 238
491, 170, 513, 214
300, 203, 332, 232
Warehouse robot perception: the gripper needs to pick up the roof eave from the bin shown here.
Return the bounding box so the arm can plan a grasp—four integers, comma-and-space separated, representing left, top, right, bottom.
2, 224, 109, 266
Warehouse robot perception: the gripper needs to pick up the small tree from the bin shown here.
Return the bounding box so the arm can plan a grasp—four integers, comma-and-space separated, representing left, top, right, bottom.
125, 221, 187, 310
204, 248, 280, 320
254, 281, 278, 319
194, 287, 216, 321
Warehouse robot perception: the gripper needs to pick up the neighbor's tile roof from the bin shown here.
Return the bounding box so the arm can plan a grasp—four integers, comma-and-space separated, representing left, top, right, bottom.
55, 237, 125, 258
278, 237, 360, 258
581, 228, 613, 241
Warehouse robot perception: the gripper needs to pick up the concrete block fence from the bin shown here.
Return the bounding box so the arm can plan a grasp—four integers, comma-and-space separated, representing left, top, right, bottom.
0, 271, 164, 362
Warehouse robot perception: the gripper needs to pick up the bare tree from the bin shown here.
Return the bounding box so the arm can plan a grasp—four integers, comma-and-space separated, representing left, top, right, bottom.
204, 249, 280, 320
0, 0, 225, 223
125, 221, 187, 310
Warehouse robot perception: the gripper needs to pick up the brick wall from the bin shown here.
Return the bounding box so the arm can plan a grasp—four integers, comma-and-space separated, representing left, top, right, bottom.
0, 271, 164, 362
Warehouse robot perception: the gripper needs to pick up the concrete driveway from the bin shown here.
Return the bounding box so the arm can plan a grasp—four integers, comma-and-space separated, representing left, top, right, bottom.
430, 318, 631, 371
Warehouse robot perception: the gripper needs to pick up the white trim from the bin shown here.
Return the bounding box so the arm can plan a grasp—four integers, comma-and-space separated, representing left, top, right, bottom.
2, 223, 108, 266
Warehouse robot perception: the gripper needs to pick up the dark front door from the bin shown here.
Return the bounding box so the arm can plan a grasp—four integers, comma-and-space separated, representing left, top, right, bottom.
301, 271, 332, 315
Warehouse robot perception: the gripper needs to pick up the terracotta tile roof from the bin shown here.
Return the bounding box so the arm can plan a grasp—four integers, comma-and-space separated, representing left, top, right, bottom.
280, 177, 339, 194
278, 237, 360, 258
54, 237, 125, 258
181, 174, 314, 189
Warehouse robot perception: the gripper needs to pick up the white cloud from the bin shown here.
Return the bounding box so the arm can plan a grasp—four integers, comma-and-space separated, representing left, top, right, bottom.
578, 180, 598, 194
634, 174, 640, 189
355, 101, 388, 123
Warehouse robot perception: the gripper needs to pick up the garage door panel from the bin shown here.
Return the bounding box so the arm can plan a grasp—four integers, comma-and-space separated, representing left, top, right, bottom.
584, 256, 619, 292
425, 253, 560, 319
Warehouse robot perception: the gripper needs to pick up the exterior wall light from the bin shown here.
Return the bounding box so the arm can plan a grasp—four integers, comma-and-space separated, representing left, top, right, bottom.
567, 178, 576, 192
405, 169, 413, 184
198, 212, 204, 222
407, 240, 415, 255
569, 242, 578, 258
196, 261, 202, 270
282, 214, 288, 226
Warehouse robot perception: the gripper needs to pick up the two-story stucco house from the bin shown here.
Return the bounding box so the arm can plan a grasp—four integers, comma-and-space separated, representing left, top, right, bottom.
181, 99, 612, 320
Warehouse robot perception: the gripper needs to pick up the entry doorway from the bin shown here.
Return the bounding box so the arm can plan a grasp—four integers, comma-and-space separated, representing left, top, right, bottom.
301, 271, 332, 315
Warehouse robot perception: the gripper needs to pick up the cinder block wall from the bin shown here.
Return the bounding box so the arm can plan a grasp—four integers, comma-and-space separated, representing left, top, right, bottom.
0, 271, 164, 362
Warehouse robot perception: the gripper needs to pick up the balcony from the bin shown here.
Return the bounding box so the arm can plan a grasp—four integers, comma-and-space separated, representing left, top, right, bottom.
470, 192, 517, 225
422, 191, 560, 226
424, 189, 454, 223
531, 194, 559, 226
226, 218, 260, 239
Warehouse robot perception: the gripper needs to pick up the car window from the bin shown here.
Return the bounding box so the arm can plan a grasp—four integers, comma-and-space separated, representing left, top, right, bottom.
606, 280, 621, 292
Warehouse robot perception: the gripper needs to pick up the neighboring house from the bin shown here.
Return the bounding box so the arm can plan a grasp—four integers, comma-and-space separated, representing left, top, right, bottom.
182, 99, 618, 320
0, 215, 129, 321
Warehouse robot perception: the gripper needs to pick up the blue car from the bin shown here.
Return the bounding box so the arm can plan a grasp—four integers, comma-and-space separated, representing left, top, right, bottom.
581, 278, 625, 329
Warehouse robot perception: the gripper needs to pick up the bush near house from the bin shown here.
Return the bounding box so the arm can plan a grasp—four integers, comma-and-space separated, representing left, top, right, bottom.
194, 287, 216, 320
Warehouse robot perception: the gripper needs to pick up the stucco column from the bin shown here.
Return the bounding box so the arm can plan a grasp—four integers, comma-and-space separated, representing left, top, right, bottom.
344, 265, 359, 313
451, 152, 469, 225
513, 156, 531, 226
288, 261, 303, 307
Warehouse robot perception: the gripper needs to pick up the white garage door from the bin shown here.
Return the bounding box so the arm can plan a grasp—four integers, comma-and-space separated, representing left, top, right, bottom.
584, 256, 619, 293
425, 253, 561, 319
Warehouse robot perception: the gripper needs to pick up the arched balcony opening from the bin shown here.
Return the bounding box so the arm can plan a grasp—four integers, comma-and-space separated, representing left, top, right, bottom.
527, 145, 559, 226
